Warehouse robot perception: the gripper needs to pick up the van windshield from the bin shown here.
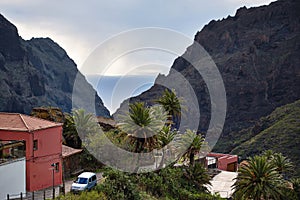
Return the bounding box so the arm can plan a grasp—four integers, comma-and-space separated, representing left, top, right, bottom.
75, 177, 88, 184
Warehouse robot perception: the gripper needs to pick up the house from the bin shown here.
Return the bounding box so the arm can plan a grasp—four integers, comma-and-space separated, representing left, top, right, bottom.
62, 145, 83, 178
0, 112, 63, 192
204, 152, 238, 172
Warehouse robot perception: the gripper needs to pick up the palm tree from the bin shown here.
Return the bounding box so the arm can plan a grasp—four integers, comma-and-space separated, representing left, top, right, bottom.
72, 109, 99, 146
176, 129, 204, 166
156, 89, 184, 128
117, 102, 167, 153
290, 178, 300, 200
262, 150, 294, 178
157, 125, 177, 168
117, 102, 167, 172
271, 153, 293, 177
62, 113, 82, 148
233, 155, 285, 200
262, 149, 275, 160
183, 162, 211, 192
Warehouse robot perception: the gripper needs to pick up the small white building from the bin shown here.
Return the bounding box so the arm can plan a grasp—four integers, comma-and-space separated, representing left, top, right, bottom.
0, 157, 26, 199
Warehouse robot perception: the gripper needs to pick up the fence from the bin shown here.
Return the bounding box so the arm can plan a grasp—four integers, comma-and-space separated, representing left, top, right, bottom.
6, 186, 61, 200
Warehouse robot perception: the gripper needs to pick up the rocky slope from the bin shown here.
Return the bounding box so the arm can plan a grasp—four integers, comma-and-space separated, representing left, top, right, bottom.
116, 0, 300, 152
0, 14, 110, 117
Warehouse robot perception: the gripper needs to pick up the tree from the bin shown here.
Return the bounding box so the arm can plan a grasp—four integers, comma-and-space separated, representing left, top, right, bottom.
72, 108, 99, 145
62, 113, 82, 148
183, 163, 211, 192
117, 102, 167, 153
176, 129, 205, 166
156, 89, 184, 128
290, 178, 300, 200
157, 125, 177, 168
233, 155, 285, 200
271, 153, 293, 177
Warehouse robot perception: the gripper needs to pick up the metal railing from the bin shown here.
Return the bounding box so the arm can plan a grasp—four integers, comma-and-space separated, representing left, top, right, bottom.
6, 186, 61, 200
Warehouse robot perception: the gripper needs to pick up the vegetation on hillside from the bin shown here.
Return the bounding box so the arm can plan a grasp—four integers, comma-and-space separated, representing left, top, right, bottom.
228, 99, 300, 176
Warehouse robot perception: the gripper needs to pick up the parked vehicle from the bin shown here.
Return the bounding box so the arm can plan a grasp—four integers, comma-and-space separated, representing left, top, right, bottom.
71, 172, 97, 193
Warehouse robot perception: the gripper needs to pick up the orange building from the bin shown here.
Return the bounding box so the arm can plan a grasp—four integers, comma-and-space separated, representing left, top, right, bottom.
0, 113, 63, 191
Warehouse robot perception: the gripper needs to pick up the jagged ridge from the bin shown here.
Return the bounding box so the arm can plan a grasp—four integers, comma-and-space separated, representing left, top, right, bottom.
0, 14, 110, 117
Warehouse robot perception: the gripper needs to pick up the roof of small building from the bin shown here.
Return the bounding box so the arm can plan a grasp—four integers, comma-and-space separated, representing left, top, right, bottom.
62, 145, 83, 158
207, 152, 238, 159
97, 116, 116, 127
0, 112, 62, 132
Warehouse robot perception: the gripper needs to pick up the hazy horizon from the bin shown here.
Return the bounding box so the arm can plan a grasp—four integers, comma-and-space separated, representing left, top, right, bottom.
86, 74, 157, 113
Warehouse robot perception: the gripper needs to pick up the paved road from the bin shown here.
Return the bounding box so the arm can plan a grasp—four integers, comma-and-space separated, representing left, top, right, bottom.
205, 170, 237, 198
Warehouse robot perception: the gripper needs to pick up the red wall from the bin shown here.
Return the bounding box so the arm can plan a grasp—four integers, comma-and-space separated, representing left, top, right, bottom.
217, 155, 238, 171
0, 126, 63, 191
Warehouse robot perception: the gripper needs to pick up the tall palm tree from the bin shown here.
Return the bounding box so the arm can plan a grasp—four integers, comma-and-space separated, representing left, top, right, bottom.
72, 108, 99, 145
157, 125, 177, 168
156, 89, 184, 128
233, 155, 285, 200
117, 102, 167, 152
117, 102, 167, 172
176, 129, 204, 166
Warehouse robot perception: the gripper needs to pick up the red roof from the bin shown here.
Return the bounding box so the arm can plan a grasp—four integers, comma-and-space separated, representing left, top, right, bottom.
207, 152, 238, 159
62, 145, 83, 158
0, 112, 62, 132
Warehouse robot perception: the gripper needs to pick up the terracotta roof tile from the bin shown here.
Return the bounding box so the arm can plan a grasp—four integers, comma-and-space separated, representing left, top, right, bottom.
0, 112, 62, 132
62, 145, 82, 158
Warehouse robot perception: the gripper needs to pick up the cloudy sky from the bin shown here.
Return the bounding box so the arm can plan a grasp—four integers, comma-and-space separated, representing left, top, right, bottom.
0, 0, 275, 112
1, 0, 274, 72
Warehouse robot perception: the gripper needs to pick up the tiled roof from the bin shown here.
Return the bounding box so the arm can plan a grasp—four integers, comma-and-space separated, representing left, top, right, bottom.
62, 145, 82, 158
0, 112, 62, 132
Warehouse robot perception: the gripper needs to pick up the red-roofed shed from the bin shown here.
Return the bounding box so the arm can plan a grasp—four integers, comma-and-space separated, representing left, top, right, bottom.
0, 112, 63, 191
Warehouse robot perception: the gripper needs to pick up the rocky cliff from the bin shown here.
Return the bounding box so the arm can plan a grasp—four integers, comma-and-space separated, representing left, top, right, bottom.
116, 0, 300, 152
0, 14, 110, 117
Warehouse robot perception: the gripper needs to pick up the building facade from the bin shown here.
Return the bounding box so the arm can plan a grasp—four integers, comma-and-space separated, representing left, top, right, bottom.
205, 153, 238, 172
0, 113, 63, 191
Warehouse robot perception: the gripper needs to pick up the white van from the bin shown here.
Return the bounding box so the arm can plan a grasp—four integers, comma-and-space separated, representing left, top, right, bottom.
71, 172, 97, 193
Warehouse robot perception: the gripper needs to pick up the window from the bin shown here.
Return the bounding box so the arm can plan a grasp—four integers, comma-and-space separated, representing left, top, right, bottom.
55, 162, 59, 172
92, 175, 96, 181
33, 140, 38, 151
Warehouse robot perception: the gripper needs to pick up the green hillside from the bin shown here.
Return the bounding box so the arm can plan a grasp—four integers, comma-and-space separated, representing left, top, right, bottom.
231, 99, 300, 176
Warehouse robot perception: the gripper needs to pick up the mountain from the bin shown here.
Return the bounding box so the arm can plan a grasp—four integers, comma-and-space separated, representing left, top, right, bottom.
115, 0, 300, 152
0, 14, 110, 117
230, 99, 300, 176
